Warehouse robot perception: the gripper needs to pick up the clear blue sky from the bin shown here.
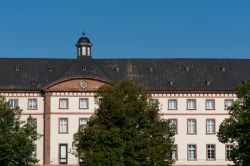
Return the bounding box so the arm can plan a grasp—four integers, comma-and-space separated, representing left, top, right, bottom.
0, 0, 249, 59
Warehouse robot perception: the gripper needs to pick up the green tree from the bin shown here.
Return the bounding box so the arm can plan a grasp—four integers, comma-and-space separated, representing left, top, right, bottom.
217, 81, 250, 166
0, 97, 41, 166
73, 81, 175, 166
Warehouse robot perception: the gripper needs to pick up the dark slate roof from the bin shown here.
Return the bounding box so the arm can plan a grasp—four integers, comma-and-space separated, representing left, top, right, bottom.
0, 57, 250, 91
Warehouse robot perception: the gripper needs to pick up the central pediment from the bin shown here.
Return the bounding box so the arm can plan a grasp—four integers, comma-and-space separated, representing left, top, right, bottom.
43, 76, 109, 92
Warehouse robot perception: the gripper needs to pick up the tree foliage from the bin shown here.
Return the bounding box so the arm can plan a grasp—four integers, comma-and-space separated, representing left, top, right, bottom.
0, 97, 41, 166
74, 81, 175, 166
217, 81, 250, 166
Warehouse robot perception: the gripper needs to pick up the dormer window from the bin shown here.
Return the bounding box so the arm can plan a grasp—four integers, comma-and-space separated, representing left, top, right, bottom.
48, 67, 53, 72
31, 80, 36, 85
114, 67, 120, 72
221, 67, 226, 72
82, 66, 87, 71
169, 80, 174, 86
149, 67, 153, 72
185, 67, 190, 72
15, 65, 20, 71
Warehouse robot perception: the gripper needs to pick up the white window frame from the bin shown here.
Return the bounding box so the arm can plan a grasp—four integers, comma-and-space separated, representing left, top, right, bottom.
187, 145, 196, 160
187, 119, 196, 134
28, 99, 37, 110
168, 99, 177, 110
79, 98, 89, 109
169, 119, 177, 134
9, 99, 18, 109
187, 99, 196, 110
206, 99, 215, 110
207, 144, 216, 160
59, 98, 69, 109
79, 118, 88, 131
172, 145, 178, 160
59, 118, 68, 134
59, 144, 68, 164
226, 144, 233, 160
206, 119, 215, 134
224, 99, 234, 110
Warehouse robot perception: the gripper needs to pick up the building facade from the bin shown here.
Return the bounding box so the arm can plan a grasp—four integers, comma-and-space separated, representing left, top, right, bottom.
1, 33, 250, 166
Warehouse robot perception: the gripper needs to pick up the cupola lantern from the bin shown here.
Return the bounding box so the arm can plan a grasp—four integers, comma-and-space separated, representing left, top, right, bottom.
76, 33, 92, 57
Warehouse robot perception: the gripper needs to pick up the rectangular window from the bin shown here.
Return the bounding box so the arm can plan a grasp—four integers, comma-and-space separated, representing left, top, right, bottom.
225, 99, 234, 110
168, 99, 177, 110
172, 145, 178, 160
94, 97, 99, 104
31, 118, 37, 133
187, 99, 196, 110
32, 145, 37, 159
206, 119, 215, 134
169, 119, 178, 134
206, 99, 215, 110
187, 145, 196, 160
79, 118, 88, 131
59, 144, 68, 164
207, 144, 216, 160
28, 99, 37, 110
148, 99, 159, 105
79, 98, 89, 109
59, 98, 69, 109
9, 99, 18, 108
187, 119, 196, 134
226, 145, 233, 160
59, 118, 68, 133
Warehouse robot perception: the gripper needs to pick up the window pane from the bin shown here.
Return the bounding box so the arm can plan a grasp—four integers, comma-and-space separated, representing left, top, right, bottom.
207, 119, 215, 134
188, 145, 196, 160
59, 118, 68, 133
206, 100, 215, 110
169, 119, 177, 134
188, 119, 196, 134
9, 99, 18, 108
168, 99, 177, 110
226, 145, 233, 160
225, 99, 234, 110
80, 98, 88, 109
149, 99, 159, 105
187, 99, 196, 110
172, 145, 177, 160
207, 145, 215, 160
59, 99, 68, 109
59, 144, 67, 164
28, 99, 37, 109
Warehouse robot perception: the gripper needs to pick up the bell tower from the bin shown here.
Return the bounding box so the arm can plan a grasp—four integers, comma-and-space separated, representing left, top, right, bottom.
76, 33, 92, 57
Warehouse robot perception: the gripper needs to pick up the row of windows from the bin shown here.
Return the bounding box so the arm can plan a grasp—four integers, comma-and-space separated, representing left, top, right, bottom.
58, 143, 234, 164
8, 98, 234, 111
172, 144, 233, 161
169, 119, 217, 134
59, 98, 90, 109
8, 98, 93, 110
59, 118, 88, 133
58, 118, 216, 135
9, 99, 38, 109
149, 99, 234, 110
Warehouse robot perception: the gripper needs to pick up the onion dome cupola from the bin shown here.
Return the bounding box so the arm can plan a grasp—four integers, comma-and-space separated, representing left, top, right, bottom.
76, 33, 92, 57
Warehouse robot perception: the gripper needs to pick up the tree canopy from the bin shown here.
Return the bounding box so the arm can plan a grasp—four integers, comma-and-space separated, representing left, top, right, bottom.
0, 97, 41, 166
217, 81, 250, 166
73, 81, 175, 166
